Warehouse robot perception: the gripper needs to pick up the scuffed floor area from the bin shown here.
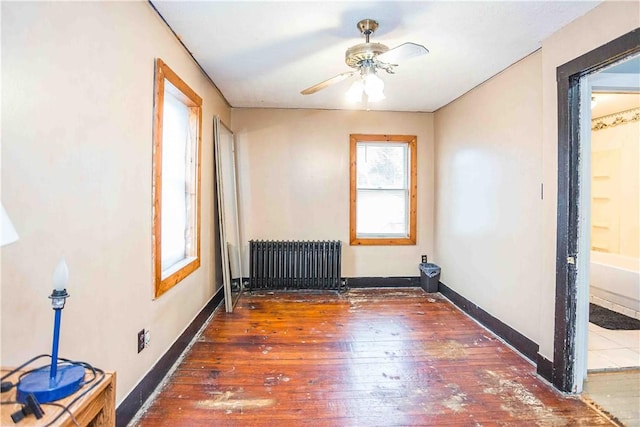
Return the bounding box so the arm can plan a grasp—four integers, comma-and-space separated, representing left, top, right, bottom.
135, 288, 615, 426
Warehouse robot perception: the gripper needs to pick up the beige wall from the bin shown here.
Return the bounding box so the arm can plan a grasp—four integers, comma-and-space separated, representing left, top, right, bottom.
1, 2, 229, 404
539, 0, 640, 359
231, 109, 435, 277
434, 52, 543, 344
433, 1, 639, 362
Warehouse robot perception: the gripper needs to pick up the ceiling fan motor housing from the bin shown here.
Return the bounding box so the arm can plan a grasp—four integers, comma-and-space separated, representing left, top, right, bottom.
345, 43, 389, 68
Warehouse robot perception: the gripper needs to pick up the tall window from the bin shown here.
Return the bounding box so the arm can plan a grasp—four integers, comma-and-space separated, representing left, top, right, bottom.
350, 134, 417, 245
153, 59, 202, 297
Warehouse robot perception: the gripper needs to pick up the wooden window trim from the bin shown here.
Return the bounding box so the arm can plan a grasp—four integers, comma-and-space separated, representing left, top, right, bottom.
350, 134, 417, 246
153, 58, 203, 298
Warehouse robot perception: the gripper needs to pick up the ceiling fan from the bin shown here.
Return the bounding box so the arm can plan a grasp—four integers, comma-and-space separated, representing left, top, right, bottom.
300, 19, 429, 101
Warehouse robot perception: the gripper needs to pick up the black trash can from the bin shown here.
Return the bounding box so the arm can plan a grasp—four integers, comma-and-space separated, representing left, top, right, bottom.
419, 263, 441, 293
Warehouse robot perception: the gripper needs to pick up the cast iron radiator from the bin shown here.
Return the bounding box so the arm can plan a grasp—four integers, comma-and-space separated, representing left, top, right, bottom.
249, 240, 342, 291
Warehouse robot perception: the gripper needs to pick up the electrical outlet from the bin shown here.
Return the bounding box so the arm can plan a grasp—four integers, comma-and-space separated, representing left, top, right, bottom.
137, 329, 145, 353
144, 330, 151, 348
421, 255, 428, 263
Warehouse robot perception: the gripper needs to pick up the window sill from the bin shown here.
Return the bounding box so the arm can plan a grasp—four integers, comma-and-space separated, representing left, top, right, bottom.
350, 237, 416, 246
156, 256, 200, 298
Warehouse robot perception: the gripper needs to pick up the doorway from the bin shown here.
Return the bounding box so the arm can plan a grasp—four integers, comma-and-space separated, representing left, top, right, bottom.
587, 84, 640, 372
553, 28, 639, 394
579, 58, 640, 427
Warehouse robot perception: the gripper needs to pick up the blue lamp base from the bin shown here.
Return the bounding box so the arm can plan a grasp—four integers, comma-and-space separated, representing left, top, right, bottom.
16, 364, 85, 404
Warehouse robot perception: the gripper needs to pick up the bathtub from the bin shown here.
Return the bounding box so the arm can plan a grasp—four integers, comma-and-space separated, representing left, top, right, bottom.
590, 251, 640, 316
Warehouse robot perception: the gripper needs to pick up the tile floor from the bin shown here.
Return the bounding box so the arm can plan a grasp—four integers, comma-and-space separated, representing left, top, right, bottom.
588, 322, 640, 370
590, 295, 640, 320
583, 370, 640, 427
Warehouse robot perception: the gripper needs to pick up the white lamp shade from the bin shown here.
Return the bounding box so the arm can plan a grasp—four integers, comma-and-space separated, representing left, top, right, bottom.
364, 73, 385, 102
1, 203, 19, 246
346, 79, 364, 103
53, 258, 69, 291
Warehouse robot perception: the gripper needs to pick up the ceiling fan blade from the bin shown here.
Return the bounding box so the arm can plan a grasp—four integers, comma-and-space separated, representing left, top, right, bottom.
301, 71, 356, 95
377, 42, 429, 65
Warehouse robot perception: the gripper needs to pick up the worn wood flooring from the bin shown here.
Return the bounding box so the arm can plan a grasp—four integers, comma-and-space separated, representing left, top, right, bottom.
136, 288, 614, 426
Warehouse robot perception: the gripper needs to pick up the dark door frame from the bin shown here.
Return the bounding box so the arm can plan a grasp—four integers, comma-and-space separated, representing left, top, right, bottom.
553, 28, 639, 392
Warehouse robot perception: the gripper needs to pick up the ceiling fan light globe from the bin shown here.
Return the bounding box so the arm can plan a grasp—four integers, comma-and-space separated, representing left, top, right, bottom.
346, 80, 364, 102
363, 73, 385, 101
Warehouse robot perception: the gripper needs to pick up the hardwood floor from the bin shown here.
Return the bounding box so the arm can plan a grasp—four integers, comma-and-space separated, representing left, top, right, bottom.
136, 288, 614, 426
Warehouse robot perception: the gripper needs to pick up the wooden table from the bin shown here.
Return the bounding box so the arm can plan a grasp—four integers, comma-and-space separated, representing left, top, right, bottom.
0, 367, 115, 426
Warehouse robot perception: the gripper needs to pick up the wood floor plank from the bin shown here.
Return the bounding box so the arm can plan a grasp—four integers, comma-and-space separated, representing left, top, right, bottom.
135, 289, 614, 426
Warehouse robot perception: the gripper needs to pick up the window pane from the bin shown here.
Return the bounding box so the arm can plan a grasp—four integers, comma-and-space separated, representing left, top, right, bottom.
356, 143, 407, 189
153, 59, 202, 297
161, 90, 189, 270
356, 189, 408, 236
349, 134, 416, 246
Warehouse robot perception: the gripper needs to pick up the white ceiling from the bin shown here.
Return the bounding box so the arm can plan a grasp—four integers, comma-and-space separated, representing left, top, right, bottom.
591, 93, 640, 118
151, 1, 601, 112
591, 55, 640, 117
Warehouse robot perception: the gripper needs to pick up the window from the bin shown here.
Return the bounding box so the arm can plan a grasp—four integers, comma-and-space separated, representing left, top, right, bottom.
350, 134, 417, 245
153, 59, 202, 297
